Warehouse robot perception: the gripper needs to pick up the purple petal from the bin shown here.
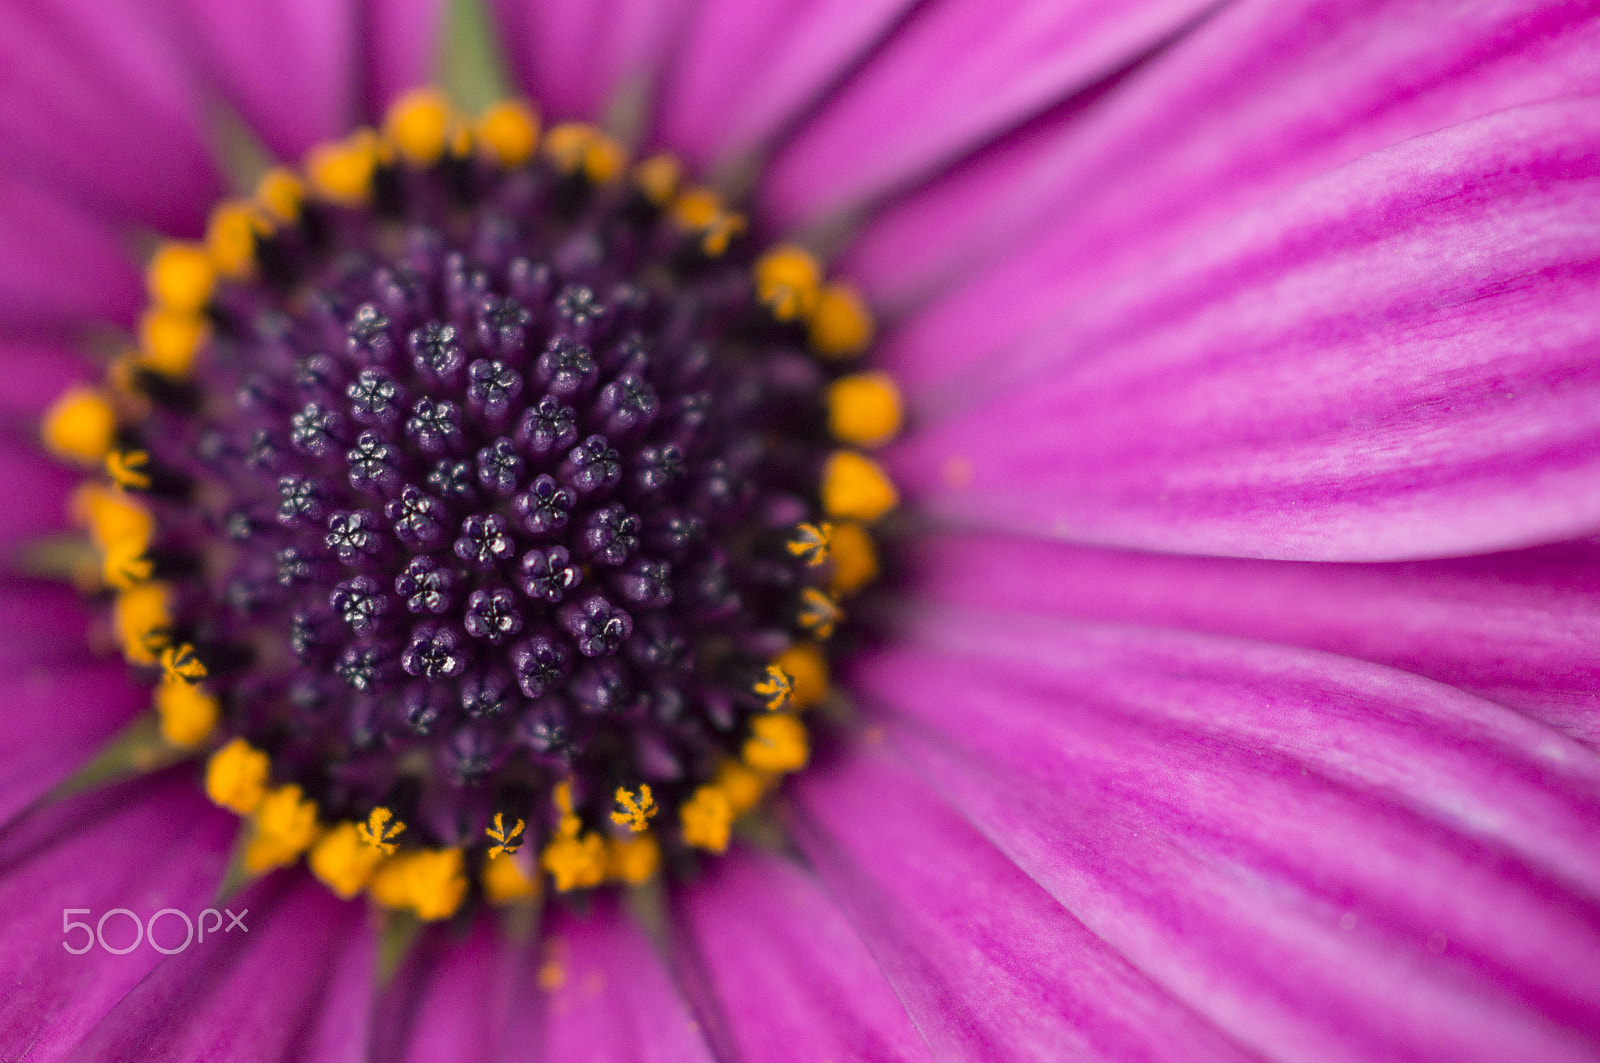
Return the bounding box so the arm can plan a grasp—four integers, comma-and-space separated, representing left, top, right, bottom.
0, 342, 98, 422
759, 0, 1216, 230
0, 0, 222, 235
364, 0, 448, 117
173, 0, 358, 161
671, 846, 934, 1062
72, 873, 367, 1063
652, 0, 914, 172
0, 175, 142, 335
848, 612, 1600, 1062
493, 0, 691, 124
293, 900, 378, 1063
787, 747, 1261, 1061
0, 441, 91, 545
888, 99, 1600, 561
381, 917, 515, 1063
907, 529, 1600, 747
0, 776, 233, 1061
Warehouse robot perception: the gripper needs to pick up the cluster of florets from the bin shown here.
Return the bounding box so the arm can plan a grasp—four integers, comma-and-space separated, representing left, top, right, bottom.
44, 89, 902, 919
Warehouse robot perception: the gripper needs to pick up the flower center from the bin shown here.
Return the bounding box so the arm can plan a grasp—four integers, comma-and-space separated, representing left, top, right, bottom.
44, 90, 902, 919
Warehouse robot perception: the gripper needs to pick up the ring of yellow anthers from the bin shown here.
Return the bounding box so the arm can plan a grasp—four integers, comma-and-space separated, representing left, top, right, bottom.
42, 88, 902, 922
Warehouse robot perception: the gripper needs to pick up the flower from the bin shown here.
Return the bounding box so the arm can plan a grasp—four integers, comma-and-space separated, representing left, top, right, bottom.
2, 1, 1599, 1061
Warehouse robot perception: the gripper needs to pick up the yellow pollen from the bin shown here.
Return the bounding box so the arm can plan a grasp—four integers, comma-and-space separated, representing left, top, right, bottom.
754, 245, 821, 321
827, 372, 902, 448
77, 484, 153, 553
608, 834, 660, 884
206, 202, 263, 279
773, 643, 829, 709
205, 738, 270, 815
827, 521, 879, 596
105, 450, 151, 490
543, 123, 623, 184
610, 786, 658, 832
102, 541, 153, 590
358, 806, 406, 854
786, 521, 832, 566
370, 849, 468, 920
309, 822, 385, 899
798, 587, 842, 639
483, 851, 539, 903
113, 581, 170, 665
808, 283, 874, 359
486, 812, 526, 856
744, 713, 809, 774
244, 783, 321, 873
679, 785, 733, 853
138, 308, 209, 378
670, 188, 746, 257
155, 678, 217, 748
255, 167, 304, 223
383, 87, 454, 165
633, 154, 681, 207
713, 759, 766, 815
147, 242, 215, 313
42, 387, 115, 465
159, 642, 207, 684
753, 665, 794, 711
821, 450, 899, 522
307, 130, 380, 205
541, 829, 607, 892
477, 99, 540, 167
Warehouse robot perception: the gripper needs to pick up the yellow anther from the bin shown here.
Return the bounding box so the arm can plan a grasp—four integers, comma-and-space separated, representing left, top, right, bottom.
384, 87, 454, 165
786, 521, 832, 566
798, 587, 842, 640
483, 851, 539, 903
159, 642, 207, 684
541, 829, 607, 892
809, 283, 874, 359
147, 242, 215, 313
155, 678, 217, 748
206, 201, 263, 279
43, 387, 116, 465
205, 738, 270, 815
309, 822, 385, 898
827, 372, 902, 448
77, 484, 153, 553
610, 786, 658, 833
753, 245, 821, 321
773, 643, 829, 710
307, 129, 380, 206
370, 848, 468, 920
553, 778, 577, 817
102, 541, 153, 590
138, 308, 209, 378
680, 785, 733, 853
753, 665, 794, 711
244, 783, 321, 873
744, 713, 809, 775
608, 833, 660, 885
358, 806, 406, 854
543, 123, 624, 184
821, 450, 899, 522
486, 812, 526, 856
713, 759, 766, 815
477, 99, 540, 167
670, 188, 746, 257
254, 167, 304, 223
105, 450, 151, 491
828, 521, 879, 596
113, 581, 170, 665
633, 154, 681, 207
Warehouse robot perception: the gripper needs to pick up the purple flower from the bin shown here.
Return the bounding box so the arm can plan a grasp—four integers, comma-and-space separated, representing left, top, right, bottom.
3, 1, 1600, 1061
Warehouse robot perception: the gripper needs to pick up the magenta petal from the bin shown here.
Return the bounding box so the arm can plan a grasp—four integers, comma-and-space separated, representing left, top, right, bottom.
379, 917, 516, 1063
653, 0, 914, 172
888, 99, 1600, 561
173, 0, 358, 161
293, 903, 378, 1063
851, 614, 1600, 1062
907, 530, 1600, 747
72, 874, 367, 1063
0, 441, 89, 544
364, 0, 448, 116
0, 776, 234, 1061
0, 342, 97, 424
787, 748, 1259, 1061
0, 176, 142, 335
759, 0, 1216, 229
0, 0, 221, 235
671, 846, 933, 1062
494, 0, 692, 124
